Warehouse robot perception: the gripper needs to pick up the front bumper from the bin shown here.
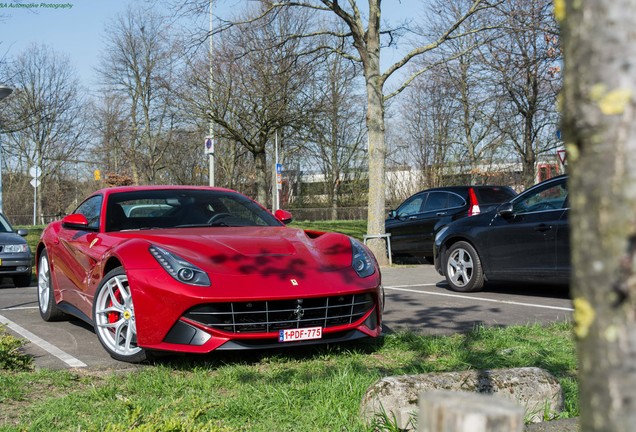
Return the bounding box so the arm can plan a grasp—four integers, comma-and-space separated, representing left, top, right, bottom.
0, 255, 32, 276
128, 268, 383, 354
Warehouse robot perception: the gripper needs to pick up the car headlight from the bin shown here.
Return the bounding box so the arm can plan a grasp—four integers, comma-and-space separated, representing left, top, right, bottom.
3, 244, 29, 253
350, 238, 376, 278
149, 245, 211, 286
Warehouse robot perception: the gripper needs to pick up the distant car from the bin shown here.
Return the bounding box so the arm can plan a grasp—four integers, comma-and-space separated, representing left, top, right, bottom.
0, 213, 32, 287
36, 186, 383, 363
385, 185, 516, 262
434, 175, 569, 292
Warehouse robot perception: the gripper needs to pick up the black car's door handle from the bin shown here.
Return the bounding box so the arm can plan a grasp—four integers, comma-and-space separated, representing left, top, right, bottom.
436, 212, 447, 216
534, 224, 552, 232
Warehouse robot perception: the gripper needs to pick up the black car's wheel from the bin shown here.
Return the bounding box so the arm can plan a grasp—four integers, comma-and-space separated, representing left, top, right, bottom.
38, 250, 67, 321
13, 273, 32, 288
93, 267, 148, 363
445, 241, 484, 292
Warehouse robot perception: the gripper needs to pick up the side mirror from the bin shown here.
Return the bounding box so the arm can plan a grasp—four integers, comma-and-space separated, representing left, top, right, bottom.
388, 210, 397, 219
16, 229, 28, 237
62, 213, 89, 229
498, 202, 514, 218
274, 209, 293, 224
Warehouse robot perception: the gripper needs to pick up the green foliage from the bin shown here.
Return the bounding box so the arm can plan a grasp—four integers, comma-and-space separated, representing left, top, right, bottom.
0, 326, 33, 371
0, 323, 578, 431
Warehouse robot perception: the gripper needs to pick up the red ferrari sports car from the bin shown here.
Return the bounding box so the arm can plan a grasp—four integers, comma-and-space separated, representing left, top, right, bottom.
37, 186, 383, 363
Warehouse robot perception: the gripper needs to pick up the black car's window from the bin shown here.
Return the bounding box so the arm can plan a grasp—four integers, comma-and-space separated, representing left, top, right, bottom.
422, 192, 449, 212
397, 193, 426, 217
106, 189, 281, 232
475, 187, 516, 204
75, 195, 103, 230
447, 193, 466, 209
0, 214, 13, 233
513, 180, 568, 214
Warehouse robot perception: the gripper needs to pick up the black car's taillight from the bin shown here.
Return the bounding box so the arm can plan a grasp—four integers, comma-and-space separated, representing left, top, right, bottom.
468, 187, 481, 216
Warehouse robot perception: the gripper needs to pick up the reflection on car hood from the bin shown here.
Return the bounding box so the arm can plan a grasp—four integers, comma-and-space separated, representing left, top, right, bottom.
0, 232, 27, 245
117, 226, 354, 275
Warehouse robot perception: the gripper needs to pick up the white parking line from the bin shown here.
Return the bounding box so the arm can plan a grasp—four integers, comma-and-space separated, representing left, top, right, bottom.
0, 314, 87, 368
384, 284, 574, 312
1, 306, 39, 311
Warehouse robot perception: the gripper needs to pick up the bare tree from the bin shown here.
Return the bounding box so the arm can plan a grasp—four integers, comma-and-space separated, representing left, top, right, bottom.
1, 43, 86, 222
393, 68, 457, 191
305, 44, 367, 219
481, 0, 560, 188
563, 0, 636, 430
98, 5, 181, 184
181, 4, 320, 205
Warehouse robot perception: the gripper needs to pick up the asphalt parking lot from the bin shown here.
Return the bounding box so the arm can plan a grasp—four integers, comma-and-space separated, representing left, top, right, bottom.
0, 264, 572, 370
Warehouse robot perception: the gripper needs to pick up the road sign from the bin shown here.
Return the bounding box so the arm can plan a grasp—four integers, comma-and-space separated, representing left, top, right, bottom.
204, 137, 214, 155
557, 149, 566, 165
29, 166, 40, 178
276, 163, 282, 174
30, 178, 40, 188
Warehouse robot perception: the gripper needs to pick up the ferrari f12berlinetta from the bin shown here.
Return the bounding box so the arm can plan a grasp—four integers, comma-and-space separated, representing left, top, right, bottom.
37, 186, 383, 363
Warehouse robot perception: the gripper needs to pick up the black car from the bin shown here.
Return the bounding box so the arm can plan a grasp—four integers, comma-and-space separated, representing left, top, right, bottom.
0, 213, 32, 287
386, 185, 516, 262
434, 175, 568, 292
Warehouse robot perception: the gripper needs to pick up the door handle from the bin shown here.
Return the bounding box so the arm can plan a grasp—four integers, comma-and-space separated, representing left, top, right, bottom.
436, 212, 447, 216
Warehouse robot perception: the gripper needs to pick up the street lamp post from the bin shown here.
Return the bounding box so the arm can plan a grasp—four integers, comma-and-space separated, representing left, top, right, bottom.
0, 86, 14, 214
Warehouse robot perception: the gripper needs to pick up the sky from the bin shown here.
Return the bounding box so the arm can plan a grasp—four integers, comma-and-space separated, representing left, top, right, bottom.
1, 1, 135, 91
1, 0, 422, 93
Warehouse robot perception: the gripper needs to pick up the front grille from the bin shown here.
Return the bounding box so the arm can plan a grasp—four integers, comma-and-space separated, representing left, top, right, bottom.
183, 293, 375, 334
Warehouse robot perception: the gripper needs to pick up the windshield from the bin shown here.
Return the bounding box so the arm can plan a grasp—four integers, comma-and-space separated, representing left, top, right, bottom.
105, 189, 282, 232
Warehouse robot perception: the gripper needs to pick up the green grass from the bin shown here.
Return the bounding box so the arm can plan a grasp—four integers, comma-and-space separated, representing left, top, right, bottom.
6, 221, 577, 429
0, 322, 578, 431
289, 219, 367, 240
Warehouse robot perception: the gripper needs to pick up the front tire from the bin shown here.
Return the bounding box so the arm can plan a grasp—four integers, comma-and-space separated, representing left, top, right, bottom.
38, 250, 67, 321
93, 267, 148, 363
445, 241, 485, 292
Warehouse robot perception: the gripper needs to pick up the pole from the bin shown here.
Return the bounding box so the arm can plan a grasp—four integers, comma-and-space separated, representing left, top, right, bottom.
208, 0, 215, 187
275, 131, 279, 211
33, 165, 37, 225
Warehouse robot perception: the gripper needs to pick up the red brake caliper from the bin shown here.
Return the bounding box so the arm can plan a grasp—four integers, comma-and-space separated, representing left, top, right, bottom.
108, 288, 122, 325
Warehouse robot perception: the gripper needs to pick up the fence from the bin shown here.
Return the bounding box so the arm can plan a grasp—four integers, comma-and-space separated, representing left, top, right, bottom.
6, 214, 61, 226
287, 206, 369, 221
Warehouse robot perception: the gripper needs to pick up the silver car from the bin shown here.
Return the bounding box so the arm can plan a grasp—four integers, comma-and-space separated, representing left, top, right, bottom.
0, 213, 32, 287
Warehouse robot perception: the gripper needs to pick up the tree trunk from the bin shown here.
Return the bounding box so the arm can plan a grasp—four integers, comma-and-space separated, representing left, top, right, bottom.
365, 83, 388, 265
563, 0, 636, 430
364, 1, 388, 266
254, 150, 268, 206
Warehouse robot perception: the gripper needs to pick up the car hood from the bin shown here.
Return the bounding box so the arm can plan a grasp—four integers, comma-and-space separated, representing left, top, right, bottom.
0, 232, 27, 245
115, 226, 355, 275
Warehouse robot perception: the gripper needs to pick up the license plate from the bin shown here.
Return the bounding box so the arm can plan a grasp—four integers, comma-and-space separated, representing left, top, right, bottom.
278, 327, 322, 343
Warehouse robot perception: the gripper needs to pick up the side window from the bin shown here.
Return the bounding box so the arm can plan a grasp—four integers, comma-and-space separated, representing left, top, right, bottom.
447, 193, 466, 209
397, 194, 426, 217
75, 195, 103, 229
513, 181, 568, 214
422, 192, 449, 212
